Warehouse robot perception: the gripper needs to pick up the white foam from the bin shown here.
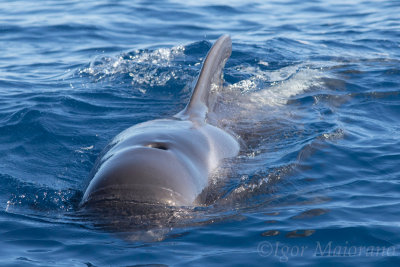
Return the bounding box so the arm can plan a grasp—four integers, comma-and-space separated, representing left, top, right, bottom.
128, 45, 185, 66
247, 67, 322, 106
229, 64, 322, 107
210, 63, 324, 129
79, 45, 186, 91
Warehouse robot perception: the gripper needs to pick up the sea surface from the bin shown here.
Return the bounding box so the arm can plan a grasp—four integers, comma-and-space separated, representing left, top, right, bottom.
1, 0, 400, 266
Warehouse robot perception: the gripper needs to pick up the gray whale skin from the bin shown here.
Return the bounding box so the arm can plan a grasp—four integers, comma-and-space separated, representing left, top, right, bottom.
80, 35, 239, 207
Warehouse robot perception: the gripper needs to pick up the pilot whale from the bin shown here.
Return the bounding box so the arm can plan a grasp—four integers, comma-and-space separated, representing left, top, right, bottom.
80, 35, 239, 207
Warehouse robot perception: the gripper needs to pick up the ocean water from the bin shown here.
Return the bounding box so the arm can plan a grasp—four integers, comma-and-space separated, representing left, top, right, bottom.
1, 0, 400, 266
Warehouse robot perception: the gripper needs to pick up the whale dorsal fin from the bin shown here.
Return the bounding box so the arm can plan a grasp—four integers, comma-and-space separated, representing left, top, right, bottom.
176, 35, 232, 121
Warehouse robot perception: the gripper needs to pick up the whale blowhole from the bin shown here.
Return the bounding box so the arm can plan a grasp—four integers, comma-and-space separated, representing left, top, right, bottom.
146, 143, 169, 150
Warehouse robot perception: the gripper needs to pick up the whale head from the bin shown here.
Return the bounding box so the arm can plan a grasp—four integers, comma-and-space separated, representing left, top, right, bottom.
80, 120, 211, 207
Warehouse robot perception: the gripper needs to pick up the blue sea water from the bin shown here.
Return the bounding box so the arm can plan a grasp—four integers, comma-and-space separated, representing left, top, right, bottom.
1, 0, 400, 266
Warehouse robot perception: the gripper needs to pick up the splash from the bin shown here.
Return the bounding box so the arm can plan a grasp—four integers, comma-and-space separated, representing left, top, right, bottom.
210, 63, 324, 129
229, 64, 323, 107
79, 45, 188, 93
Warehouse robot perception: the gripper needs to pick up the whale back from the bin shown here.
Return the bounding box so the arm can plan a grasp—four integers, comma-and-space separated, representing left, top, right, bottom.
80, 35, 238, 210
176, 35, 232, 120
